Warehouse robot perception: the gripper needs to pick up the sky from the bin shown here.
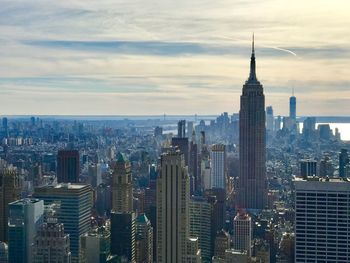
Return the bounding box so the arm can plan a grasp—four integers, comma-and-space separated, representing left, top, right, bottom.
0, 0, 349, 116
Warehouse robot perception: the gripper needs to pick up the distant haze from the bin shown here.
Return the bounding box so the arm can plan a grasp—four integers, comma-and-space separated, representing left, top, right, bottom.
0, 0, 349, 115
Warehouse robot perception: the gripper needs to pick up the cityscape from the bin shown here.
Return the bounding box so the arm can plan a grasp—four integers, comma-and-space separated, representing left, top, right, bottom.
1, 1, 350, 263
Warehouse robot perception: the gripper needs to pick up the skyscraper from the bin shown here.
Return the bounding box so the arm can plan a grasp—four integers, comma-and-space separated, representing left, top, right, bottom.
135, 214, 153, 263
210, 144, 226, 190
178, 120, 186, 138
189, 197, 211, 262
156, 149, 191, 263
112, 153, 133, 213
289, 93, 296, 121
233, 211, 252, 256
294, 176, 350, 262
110, 212, 136, 262
8, 199, 44, 263
34, 184, 93, 263
300, 159, 317, 178
237, 37, 268, 210
0, 164, 21, 242
266, 106, 274, 133
110, 153, 136, 262
339, 149, 349, 178
57, 150, 80, 183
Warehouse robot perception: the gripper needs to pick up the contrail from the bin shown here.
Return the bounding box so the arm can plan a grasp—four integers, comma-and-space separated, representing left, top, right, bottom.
217, 35, 298, 57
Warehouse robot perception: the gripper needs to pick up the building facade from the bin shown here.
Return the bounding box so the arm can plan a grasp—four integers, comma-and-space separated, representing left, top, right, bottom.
294, 176, 350, 262
210, 144, 226, 190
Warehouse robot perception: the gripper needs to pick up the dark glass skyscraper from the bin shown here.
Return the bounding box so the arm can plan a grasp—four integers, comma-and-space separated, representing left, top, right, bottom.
289, 94, 296, 120
57, 150, 80, 183
237, 38, 268, 210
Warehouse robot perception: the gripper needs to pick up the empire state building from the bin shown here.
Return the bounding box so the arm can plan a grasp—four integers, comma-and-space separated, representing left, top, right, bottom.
237, 37, 268, 210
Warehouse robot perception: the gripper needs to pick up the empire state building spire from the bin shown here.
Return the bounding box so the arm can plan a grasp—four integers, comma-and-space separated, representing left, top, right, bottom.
248, 34, 258, 83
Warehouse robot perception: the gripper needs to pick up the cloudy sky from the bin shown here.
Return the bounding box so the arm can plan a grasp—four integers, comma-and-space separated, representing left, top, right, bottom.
0, 0, 349, 115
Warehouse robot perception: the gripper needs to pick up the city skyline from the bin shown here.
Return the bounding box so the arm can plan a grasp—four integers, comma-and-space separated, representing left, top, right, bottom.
0, 0, 349, 115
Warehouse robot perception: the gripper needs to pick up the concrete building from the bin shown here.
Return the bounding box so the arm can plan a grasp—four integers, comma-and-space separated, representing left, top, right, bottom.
233, 211, 252, 256
294, 176, 350, 262
34, 184, 93, 263
210, 144, 226, 190
189, 197, 211, 262
112, 153, 133, 213
8, 199, 44, 263
32, 207, 71, 263
0, 164, 21, 242
237, 37, 268, 210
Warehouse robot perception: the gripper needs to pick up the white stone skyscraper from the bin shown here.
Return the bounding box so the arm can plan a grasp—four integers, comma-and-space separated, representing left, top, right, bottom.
237, 36, 268, 210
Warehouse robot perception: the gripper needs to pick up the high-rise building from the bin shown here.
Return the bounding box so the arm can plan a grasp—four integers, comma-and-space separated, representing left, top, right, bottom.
32, 205, 71, 263
0, 164, 21, 242
135, 214, 153, 263
88, 163, 102, 188
156, 149, 191, 263
275, 115, 282, 132
233, 211, 252, 256
171, 137, 189, 166
294, 176, 350, 262
112, 153, 133, 213
319, 155, 334, 177
187, 121, 194, 139
210, 144, 226, 190
34, 184, 93, 263
266, 106, 274, 133
339, 149, 349, 178
8, 199, 44, 263
57, 150, 80, 183
189, 197, 211, 262
214, 229, 230, 259
178, 120, 186, 138
189, 136, 199, 193
110, 211, 136, 262
289, 95, 296, 121
237, 37, 268, 210
302, 117, 316, 140
81, 226, 115, 263
300, 159, 317, 178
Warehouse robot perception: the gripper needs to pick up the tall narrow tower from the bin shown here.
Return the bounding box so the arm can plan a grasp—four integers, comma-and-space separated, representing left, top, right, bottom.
237, 36, 268, 210
289, 89, 296, 121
